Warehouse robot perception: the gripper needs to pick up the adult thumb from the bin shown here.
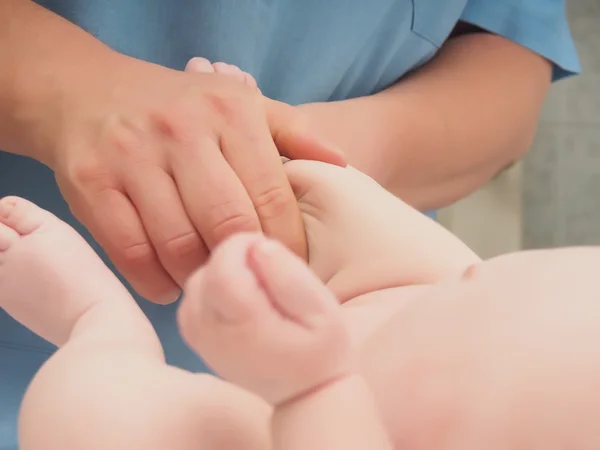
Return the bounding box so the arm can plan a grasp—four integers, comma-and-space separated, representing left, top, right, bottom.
265, 98, 347, 167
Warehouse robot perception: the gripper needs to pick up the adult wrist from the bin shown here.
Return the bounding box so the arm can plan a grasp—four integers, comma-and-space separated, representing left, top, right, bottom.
8, 47, 121, 169
0, 0, 117, 167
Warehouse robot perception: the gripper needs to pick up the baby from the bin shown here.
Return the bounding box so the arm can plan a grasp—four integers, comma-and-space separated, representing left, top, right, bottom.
2, 150, 480, 449
5, 159, 600, 450
2, 62, 600, 450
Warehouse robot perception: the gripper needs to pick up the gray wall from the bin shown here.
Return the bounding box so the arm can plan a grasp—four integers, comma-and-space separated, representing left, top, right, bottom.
523, 0, 600, 248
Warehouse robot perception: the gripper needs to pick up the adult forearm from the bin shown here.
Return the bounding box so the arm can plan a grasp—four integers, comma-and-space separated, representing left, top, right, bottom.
0, 0, 115, 165
299, 33, 552, 211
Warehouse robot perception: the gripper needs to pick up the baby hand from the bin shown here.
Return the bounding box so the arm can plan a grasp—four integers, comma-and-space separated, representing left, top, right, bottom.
285, 161, 480, 301
179, 233, 352, 406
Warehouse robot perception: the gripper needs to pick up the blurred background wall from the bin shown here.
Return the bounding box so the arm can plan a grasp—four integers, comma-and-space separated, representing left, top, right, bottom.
439, 0, 600, 258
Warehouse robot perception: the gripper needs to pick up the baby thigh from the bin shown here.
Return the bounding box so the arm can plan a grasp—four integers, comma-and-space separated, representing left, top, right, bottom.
19, 347, 272, 450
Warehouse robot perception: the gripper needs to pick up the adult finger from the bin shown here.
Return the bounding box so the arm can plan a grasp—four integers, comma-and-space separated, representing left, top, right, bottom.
169, 134, 262, 251
212, 62, 247, 85
60, 179, 180, 304
123, 163, 208, 287
243, 72, 258, 90
219, 109, 308, 260
184, 57, 214, 73
265, 99, 347, 167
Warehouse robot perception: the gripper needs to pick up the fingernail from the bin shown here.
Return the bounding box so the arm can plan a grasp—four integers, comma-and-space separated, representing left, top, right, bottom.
325, 144, 348, 167
0, 198, 16, 218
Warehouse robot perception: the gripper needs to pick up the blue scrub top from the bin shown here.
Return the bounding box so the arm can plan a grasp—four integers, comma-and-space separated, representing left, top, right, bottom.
0, 0, 580, 446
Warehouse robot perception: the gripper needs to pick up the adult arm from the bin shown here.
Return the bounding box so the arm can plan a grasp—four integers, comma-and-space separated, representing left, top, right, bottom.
299, 0, 580, 211
0, 0, 116, 164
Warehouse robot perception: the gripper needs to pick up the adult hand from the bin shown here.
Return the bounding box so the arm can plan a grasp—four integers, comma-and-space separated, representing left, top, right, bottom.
46, 52, 344, 304
183, 59, 478, 299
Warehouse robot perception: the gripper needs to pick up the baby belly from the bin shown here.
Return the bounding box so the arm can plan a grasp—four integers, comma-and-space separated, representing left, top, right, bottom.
343, 284, 429, 348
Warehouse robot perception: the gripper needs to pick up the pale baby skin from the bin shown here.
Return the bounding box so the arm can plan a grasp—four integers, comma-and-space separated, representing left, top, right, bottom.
0, 158, 477, 450
3, 160, 600, 450
3, 61, 600, 450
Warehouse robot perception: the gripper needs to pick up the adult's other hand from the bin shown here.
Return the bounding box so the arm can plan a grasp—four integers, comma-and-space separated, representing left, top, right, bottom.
46, 53, 344, 304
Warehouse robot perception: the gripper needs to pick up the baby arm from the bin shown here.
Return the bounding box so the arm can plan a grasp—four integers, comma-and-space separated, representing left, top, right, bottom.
180, 234, 393, 450
271, 375, 392, 450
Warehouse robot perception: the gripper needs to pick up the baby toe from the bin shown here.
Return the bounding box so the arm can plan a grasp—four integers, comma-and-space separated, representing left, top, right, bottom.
0, 197, 49, 237
0, 221, 19, 252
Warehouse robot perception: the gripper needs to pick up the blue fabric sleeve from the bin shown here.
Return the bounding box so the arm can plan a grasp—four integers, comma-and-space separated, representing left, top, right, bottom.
459, 0, 581, 80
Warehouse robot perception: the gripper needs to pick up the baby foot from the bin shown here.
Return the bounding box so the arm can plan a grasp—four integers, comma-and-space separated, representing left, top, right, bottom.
178, 233, 352, 406
0, 196, 144, 347
185, 57, 259, 90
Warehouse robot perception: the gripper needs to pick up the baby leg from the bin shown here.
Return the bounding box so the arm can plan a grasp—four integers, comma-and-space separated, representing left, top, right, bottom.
0, 196, 159, 350
0, 196, 162, 448
179, 233, 392, 450
0, 197, 271, 450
